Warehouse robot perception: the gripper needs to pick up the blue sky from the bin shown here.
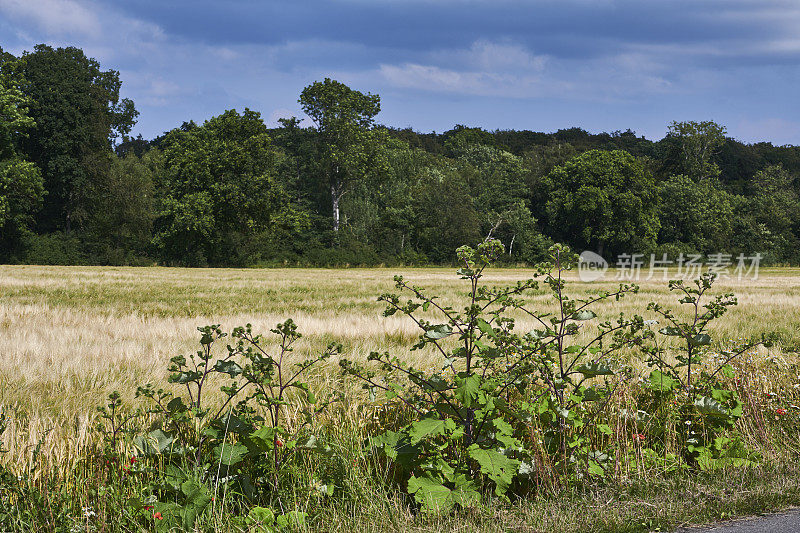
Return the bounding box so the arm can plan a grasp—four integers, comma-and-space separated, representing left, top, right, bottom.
2, 0, 800, 144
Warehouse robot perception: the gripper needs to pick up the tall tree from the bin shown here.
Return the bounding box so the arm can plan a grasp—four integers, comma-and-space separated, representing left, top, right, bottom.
152, 109, 305, 266
84, 151, 157, 263
657, 174, 735, 254
735, 164, 800, 261
412, 166, 482, 262
659, 120, 726, 181
0, 48, 44, 260
299, 78, 382, 232
544, 149, 660, 257
14, 45, 137, 234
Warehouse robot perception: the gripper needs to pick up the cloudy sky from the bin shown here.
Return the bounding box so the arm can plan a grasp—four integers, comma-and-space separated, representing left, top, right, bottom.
2, 0, 800, 144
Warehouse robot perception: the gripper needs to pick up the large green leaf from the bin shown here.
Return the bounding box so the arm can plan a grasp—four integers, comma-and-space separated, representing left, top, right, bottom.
694, 396, 728, 416
476, 318, 495, 337
248, 426, 279, 453
690, 333, 712, 346
409, 417, 453, 444
214, 359, 243, 377
180, 479, 212, 530
134, 429, 174, 456
372, 430, 420, 470
425, 324, 453, 340
468, 446, 520, 496
407, 475, 453, 513
214, 442, 249, 466
448, 474, 481, 508
571, 310, 597, 321
454, 374, 481, 408
246, 506, 276, 532
648, 369, 678, 392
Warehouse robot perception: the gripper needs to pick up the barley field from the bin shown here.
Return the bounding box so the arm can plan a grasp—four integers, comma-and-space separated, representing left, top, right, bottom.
1, 264, 799, 473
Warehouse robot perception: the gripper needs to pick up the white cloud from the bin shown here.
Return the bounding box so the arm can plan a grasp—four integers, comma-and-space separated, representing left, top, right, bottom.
0, 0, 101, 38
431, 39, 548, 72
380, 63, 552, 98
378, 39, 554, 98
378, 39, 680, 101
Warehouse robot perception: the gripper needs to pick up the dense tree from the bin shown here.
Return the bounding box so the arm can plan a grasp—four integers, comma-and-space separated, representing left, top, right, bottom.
658, 120, 727, 181
657, 174, 735, 255
451, 143, 548, 260
734, 165, 800, 261
4, 43, 800, 267
299, 78, 383, 232
544, 149, 660, 257
152, 109, 306, 266
84, 152, 158, 263
0, 48, 44, 260
412, 166, 483, 263
13, 45, 137, 234
442, 125, 496, 155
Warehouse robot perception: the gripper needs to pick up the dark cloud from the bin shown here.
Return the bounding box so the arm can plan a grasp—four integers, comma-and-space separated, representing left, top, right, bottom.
2, 0, 800, 143
114, 0, 799, 63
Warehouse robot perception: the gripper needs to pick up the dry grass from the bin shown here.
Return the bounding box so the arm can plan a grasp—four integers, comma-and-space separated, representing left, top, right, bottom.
1, 265, 799, 470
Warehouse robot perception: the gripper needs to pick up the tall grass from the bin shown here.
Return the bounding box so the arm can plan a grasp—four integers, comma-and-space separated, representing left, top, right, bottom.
1, 265, 800, 531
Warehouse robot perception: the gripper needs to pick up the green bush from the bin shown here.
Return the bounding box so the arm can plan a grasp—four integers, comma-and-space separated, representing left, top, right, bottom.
21, 231, 86, 265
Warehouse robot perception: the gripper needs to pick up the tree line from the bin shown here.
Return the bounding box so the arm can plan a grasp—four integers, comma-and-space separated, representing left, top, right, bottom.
2, 44, 800, 267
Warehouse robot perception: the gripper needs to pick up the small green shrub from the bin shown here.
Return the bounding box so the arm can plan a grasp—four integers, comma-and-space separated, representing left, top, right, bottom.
640, 273, 774, 468
340, 240, 649, 512
94, 321, 341, 529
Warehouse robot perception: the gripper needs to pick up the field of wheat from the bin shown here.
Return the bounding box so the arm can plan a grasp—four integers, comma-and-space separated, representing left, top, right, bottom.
1, 264, 798, 473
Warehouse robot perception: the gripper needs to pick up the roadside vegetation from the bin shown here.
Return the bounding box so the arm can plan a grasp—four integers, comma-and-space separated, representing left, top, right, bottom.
2, 242, 800, 532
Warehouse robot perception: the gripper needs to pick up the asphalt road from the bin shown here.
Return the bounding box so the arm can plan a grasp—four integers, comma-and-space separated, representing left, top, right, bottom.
675, 508, 800, 532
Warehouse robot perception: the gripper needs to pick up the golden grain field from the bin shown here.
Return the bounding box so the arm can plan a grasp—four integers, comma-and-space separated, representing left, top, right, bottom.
1, 265, 799, 470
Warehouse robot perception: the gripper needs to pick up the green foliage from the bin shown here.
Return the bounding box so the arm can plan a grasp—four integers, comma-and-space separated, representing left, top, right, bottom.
12, 44, 137, 234
0, 49, 43, 260
109, 320, 341, 529
300, 78, 385, 233
152, 109, 307, 266
660, 120, 727, 181
5, 44, 800, 267
84, 152, 157, 264
0, 240, 790, 529
544, 149, 660, 257
734, 164, 800, 262
19, 231, 85, 265
341, 240, 648, 512
641, 272, 774, 465
657, 174, 736, 255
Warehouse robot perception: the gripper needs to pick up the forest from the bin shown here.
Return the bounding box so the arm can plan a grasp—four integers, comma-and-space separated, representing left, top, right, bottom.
2, 44, 800, 267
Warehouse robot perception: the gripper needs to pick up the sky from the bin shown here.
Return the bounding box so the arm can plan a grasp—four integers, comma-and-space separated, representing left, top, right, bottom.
2, 0, 800, 144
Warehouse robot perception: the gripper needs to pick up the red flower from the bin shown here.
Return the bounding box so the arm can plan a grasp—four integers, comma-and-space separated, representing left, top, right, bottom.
153, 512, 163, 520
275, 438, 284, 448
776, 408, 788, 415
632, 433, 645, 441
130, 457, 137, 464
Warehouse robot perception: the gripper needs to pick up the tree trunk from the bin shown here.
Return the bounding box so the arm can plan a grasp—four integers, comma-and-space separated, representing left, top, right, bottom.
331, 184, 340, 232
